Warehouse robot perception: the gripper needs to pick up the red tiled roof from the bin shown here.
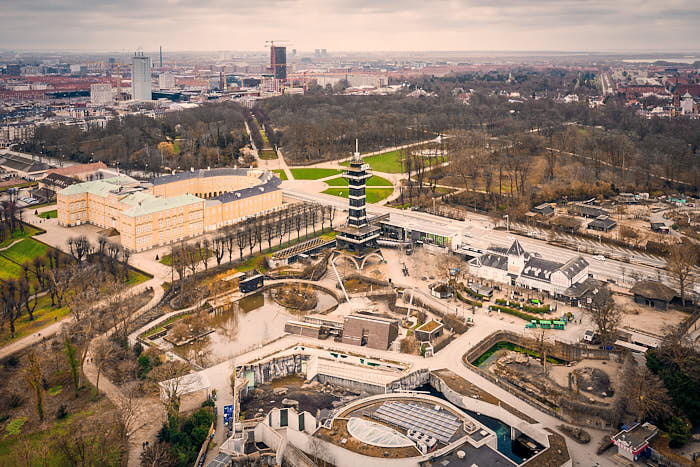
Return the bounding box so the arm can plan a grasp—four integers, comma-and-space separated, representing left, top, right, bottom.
47, 161, 107, 177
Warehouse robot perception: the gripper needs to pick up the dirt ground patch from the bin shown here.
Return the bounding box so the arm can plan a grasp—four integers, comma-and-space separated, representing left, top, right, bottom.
614, 294, 689, 337
240, 375, 346, 420
548, 359, 620, 402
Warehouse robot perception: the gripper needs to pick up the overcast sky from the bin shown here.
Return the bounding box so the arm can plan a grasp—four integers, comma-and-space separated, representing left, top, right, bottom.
2, 0, 698, 52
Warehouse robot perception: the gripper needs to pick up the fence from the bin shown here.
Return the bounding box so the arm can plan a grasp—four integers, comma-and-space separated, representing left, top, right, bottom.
462, 330, 622, 428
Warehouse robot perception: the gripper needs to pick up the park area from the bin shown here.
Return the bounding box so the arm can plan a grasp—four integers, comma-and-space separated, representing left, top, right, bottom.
324, 174, 392, 186
341, 149, 406, 173
0, 223, 150, 347
289, 168, 342, 180
322, 187, 394, 203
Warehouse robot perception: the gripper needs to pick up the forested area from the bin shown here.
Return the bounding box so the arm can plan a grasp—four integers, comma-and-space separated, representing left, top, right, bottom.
401, 68, 600, 97
260, 94, 486, 163
18, 102, 249, 174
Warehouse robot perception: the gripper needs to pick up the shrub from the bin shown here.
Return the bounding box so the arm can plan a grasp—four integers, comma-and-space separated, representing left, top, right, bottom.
2, 356, 19, 368
456, 290, 482, 308
56, 404, 69, 420
5, 417, 27, 436
133, 341, 144, 358
137, 354, 152, 379
7, 393, 24, 409
489, 305, 538, 322
665, 417, 691, 448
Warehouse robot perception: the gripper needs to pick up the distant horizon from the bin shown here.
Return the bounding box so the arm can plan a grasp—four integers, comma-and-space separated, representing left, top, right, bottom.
2, 48, 699, 57
2, 1, 697, 53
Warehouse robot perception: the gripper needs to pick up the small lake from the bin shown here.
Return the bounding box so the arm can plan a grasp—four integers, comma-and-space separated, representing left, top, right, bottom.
174, 286, 338, 367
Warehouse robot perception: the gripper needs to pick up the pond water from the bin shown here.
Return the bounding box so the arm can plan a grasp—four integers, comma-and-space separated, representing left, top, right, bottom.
416, 383, 539, 464
471, 341, 569, 367
174, 286, 338, 367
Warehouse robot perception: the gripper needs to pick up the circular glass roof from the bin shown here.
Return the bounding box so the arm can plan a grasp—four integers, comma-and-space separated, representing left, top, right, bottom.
347, 417, 414, 448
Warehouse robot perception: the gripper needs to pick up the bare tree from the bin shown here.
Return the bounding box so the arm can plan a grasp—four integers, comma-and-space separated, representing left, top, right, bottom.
92, 337, 115, 393
24, 351, 44, 421
0, 280, 22, 338
67, 235, 93, 263
583, 286, 621, 346
213, 235, 225, 266
667, 244, 697, 306
149, 361, 190, 424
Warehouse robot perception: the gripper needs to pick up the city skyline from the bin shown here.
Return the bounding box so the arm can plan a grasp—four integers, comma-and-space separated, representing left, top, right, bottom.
1, 0, 699, 52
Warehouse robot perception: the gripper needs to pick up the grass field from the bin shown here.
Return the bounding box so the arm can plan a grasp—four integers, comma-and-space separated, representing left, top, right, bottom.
0, 294, 70, 346
259, 149, 278, 160
2, 238, 48, 264
39, 210, 57, 219
341, 149, 447, 173
0, 256, 24, 282
341, 150, 404, 173
260, 128, 270, 145
324, 175, 393, 187
321, 187, 394, 203
0, 224, 41, 249
272, 169, 288, 181
290, 168, 342, 180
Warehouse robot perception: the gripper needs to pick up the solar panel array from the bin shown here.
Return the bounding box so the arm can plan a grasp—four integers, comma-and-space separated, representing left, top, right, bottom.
373, 401, 461, 444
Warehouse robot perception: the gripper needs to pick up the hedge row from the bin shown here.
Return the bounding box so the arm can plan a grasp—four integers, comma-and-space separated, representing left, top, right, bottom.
495, 298, 550, 313
461, 285, 488, 300
489, 304, 538, 322
456, 290, 482, 308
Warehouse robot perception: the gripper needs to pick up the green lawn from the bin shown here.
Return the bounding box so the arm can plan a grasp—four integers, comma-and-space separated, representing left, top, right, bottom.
324, 175, 393, 187
127, 269, 151, 286
321, 187, 394, 203
341, 150, 405, 173
0, 294, 69, 346
341, 149, 447, 173
0, 256, 24, 282
0, 224, 41, 249
260, 149, 278, 160
290, 168, 342, 180
159, 248, 212, 266
272, 169, 288, 181
260, 129, 270, 146
2, 238, 48, 265
39, 210, 57, 219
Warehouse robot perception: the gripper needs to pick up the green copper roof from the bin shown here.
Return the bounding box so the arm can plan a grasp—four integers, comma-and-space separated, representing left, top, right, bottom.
122, 194, 204, 217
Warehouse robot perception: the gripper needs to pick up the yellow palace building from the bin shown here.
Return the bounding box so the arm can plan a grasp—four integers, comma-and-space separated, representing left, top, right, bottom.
57, 168, 283, 251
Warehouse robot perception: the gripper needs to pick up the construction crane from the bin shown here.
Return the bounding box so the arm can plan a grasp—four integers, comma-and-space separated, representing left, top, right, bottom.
264, 40, 291, 48
115, 59, 121, 102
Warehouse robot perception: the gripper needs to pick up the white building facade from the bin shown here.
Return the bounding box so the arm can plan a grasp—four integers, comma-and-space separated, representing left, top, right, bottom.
131, 52, 152, 101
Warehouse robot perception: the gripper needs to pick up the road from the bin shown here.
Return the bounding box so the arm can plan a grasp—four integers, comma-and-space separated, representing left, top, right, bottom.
283, 188, 675, 288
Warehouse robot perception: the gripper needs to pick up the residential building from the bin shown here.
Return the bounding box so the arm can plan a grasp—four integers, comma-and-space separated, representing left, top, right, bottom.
270, 45, 287, 80
158, 72, 175, 90
131, 52, 152, 101
90, 83, 113, 106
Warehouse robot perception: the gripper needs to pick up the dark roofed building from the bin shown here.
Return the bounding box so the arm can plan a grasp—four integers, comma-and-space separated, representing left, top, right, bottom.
521, 257, 561, 281
587, 216, 617, 232
552, 215, 581, 233
40, 172, 77, 191
650, 222, 670, 234
568, 204, 610, 219
342, 313, 398, 350
630, 280, 676, 310
532, 203, 555, 218
477, 252, 508, 270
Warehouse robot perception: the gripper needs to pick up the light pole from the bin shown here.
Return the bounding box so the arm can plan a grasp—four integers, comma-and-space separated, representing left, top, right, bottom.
503, 214, 510, 232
